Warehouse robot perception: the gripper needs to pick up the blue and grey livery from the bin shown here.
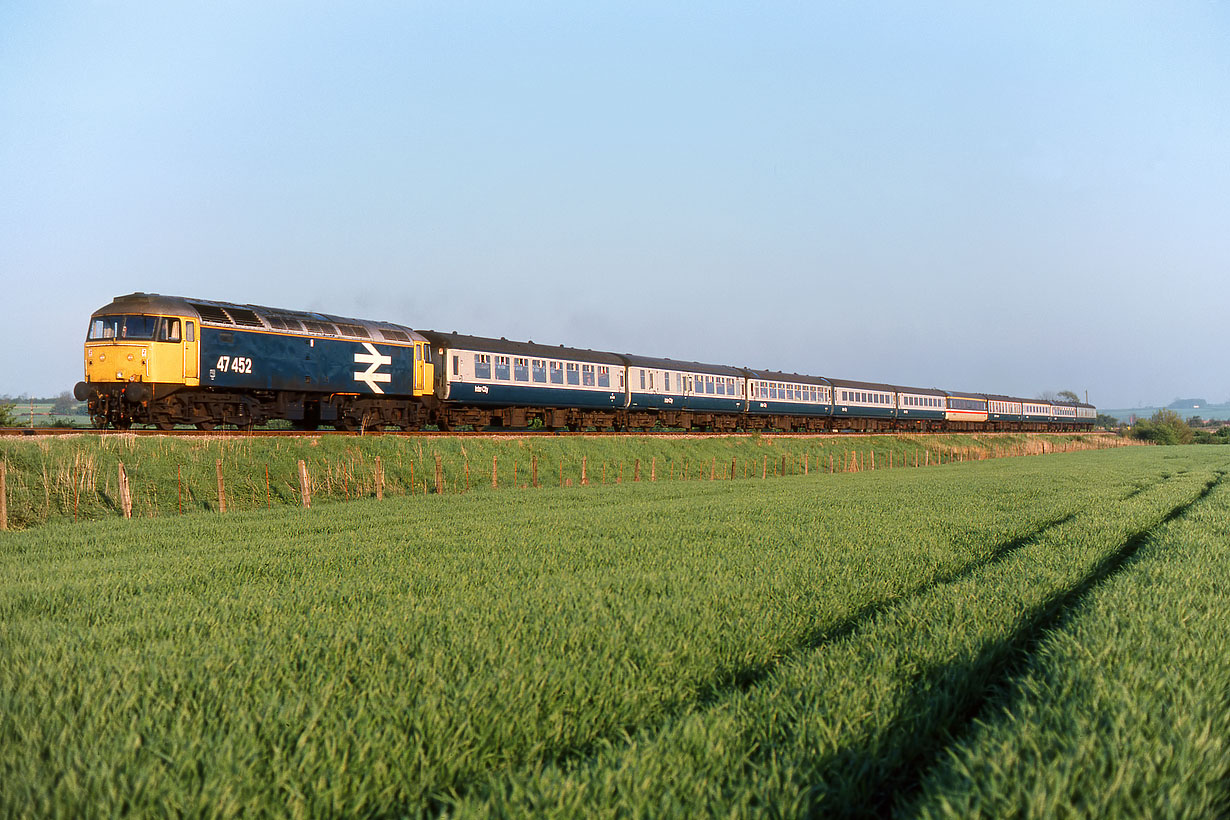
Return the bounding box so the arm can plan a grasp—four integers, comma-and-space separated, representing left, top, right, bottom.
78, 292, 1097, 432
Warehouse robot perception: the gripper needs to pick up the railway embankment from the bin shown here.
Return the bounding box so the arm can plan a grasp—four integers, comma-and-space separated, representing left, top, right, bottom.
0, 432, 1133, 531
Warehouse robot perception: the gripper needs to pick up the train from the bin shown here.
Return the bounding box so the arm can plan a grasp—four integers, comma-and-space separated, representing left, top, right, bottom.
74, 292, 1097, 433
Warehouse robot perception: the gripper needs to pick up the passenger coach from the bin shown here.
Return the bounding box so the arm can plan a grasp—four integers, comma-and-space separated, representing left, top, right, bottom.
745, 370, 832, 431
421, 331, 625, 431
623, 355, 745, 431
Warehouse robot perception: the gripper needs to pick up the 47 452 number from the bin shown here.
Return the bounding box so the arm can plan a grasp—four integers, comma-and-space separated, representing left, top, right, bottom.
215, 356, 253, 374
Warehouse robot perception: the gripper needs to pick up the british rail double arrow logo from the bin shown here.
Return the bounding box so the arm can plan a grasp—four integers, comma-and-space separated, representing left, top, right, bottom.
353, 343, 392, 394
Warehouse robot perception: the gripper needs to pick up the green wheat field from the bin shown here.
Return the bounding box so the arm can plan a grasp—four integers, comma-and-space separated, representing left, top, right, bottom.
1, 435, 1227, 817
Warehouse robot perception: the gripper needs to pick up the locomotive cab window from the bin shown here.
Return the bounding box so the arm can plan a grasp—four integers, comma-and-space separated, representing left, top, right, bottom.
88, 314, 159, 341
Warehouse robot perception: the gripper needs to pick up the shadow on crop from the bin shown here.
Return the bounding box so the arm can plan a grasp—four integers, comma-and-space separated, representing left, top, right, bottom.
418, 510, 1086, 817
801, 471, 1224, 819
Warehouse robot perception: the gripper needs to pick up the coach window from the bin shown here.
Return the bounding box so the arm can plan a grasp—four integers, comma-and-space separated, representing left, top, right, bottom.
661, 372, 669, 391
532, 359, 547, 383
598, 366, 610, 388
495, 356, 510, 380
566, 363, 580, 386
475, 354, 491, 380
639, 370, 646, 390
452, 355, 460, 376
550, 362, 564, 384
583, 365, 595, 387
514, 357, 529, 382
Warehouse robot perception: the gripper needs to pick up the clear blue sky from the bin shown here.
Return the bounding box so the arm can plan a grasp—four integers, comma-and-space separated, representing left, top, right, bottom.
3, 2, 1227, 408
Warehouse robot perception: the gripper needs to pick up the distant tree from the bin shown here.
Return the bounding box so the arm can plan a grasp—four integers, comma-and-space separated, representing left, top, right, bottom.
1130, 409, 1194, 445
1036, 391, 1058, 402
0, 402, 16, 427
1056, 390, 1081, 404
1096, 413, 1123, 431
51, 391, 77, 416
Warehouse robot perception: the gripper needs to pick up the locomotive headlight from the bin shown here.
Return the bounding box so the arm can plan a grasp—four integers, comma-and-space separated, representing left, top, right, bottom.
98, 353, 105, 362
127, 353, 134, 361
116, 370, 124, 379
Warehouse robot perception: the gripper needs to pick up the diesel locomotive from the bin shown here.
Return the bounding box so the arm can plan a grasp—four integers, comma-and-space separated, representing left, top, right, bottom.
75, 292, 1096, 433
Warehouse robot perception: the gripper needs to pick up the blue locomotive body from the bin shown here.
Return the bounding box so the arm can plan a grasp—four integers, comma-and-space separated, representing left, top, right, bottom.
200, 327, 416, 397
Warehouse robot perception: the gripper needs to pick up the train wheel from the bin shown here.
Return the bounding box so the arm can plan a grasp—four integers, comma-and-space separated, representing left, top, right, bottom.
155, 421, 176, 431
195, 421, 216, 431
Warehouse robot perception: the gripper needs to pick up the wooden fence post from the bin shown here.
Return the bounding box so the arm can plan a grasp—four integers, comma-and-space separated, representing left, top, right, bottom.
532, 456, 539, 488
710, 457, 716, 480
731, 457, 737, 480
493, 455, 498, 489
651, 457, 656, 481
581, 456, 588, 486
634, 459, 641, 482
435, 454, 444, 495
118, 462, 132, 519
215, 460, 226, 513
804, 453, 809, 475
0, 462, 7, 531
298, 460, 311, 508
375, 456, 384, 501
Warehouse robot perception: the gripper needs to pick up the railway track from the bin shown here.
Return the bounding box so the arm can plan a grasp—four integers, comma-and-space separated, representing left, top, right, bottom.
1, 426, 1107, 439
